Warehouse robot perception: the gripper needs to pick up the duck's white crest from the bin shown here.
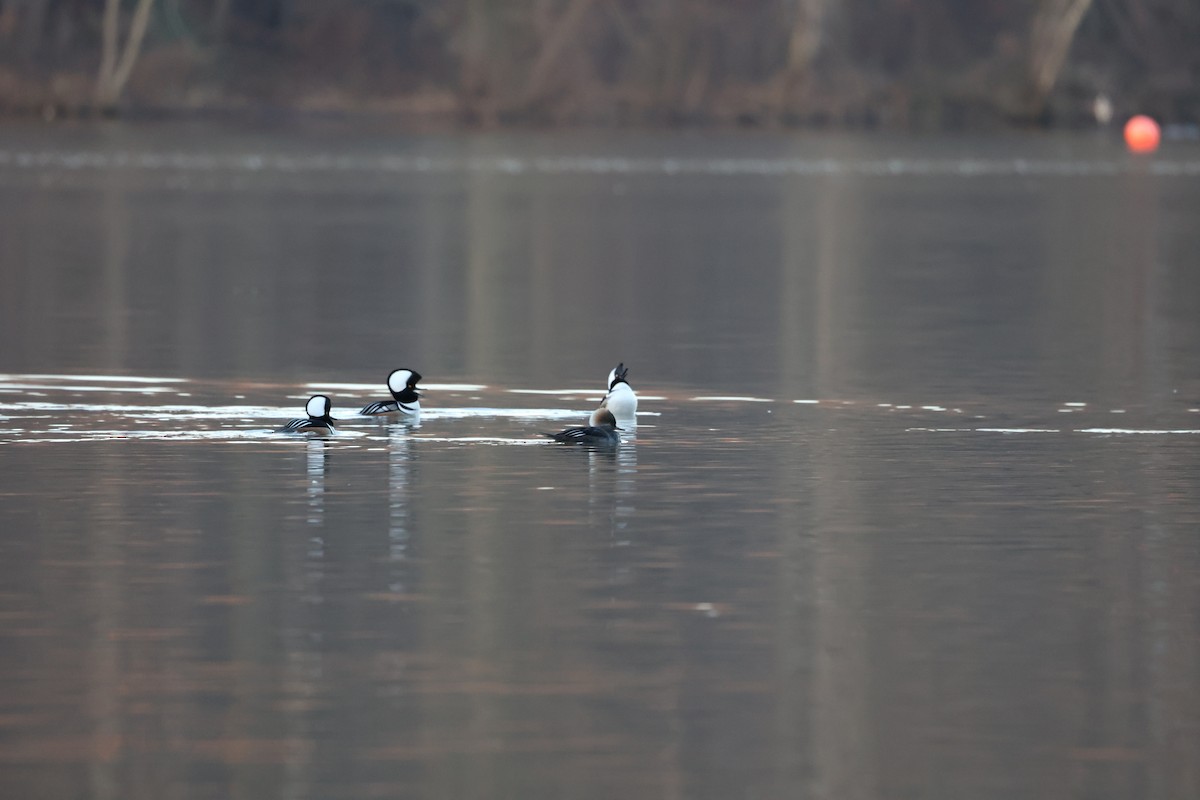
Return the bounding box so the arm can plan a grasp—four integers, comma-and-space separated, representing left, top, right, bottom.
306, 395, 329, 417
388, 369, 415, 393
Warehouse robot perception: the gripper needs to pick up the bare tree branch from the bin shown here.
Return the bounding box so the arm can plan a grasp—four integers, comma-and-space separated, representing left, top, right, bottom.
523, 0, 597, 105
1027, 0, 1094, 110
95, 0, 157, 110
777, 0, 829, 113
111, 0, 156, 96
98, 0, 121, 91
786, 0, 827, 75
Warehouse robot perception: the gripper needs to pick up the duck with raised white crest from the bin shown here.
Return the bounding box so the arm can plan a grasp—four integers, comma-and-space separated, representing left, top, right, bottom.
600, 362, 637, 424
278, 394, 337, 434
360, 368, 422, 418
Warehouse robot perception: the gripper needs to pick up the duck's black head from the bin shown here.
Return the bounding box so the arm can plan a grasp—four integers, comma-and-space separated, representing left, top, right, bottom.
608, 363, 630, 390
306, 394, 334, 422
387, 368, 422, 400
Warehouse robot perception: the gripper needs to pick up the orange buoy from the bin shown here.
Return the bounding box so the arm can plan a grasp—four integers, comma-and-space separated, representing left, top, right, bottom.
1124, 115, 1160, 154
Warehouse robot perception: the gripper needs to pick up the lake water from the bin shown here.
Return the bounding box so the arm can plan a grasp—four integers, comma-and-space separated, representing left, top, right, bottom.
1, 122, 1199, 800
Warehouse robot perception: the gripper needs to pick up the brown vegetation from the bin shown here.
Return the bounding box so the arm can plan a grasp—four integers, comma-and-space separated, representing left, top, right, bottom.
0, 0, 1197, 127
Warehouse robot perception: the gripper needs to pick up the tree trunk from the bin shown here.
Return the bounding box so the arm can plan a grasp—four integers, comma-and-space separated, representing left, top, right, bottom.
522, 0, 596, 107
787, 0, 827, 75
777, 0, 828, 114
95, 0, 157, 111
1025, 0, 1094, 115
459, 0, 499, 124
97, 0, 121, 100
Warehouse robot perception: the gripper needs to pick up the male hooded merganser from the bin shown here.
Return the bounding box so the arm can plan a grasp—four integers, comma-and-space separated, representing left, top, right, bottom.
544, 408, 622, 445
600, 362, 637, 420
278, 394, 337, 434
359, 368, 421, 417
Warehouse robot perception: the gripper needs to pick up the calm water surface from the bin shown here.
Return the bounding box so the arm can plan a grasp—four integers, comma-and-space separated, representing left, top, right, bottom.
1, 123, 1199, 800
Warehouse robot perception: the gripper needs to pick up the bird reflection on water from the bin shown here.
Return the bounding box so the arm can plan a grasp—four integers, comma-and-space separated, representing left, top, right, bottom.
306, 437, 328, 528
387, 423, 415, 594
583, 436, 638, 533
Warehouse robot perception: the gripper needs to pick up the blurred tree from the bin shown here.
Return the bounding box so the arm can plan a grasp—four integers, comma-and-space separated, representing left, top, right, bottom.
0, 0, 1195, 125
95, 0, 157, 110
459, 0, 502, 121
782, 0, 829, 99
522, 0, 596, 108
1024, 0, 1094, 117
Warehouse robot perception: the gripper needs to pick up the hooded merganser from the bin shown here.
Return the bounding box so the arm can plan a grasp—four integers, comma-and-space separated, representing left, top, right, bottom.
278, 394, 337, 434
544, 408, 622, 445
360, 368, 421, 417
601, 362, 637, 421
